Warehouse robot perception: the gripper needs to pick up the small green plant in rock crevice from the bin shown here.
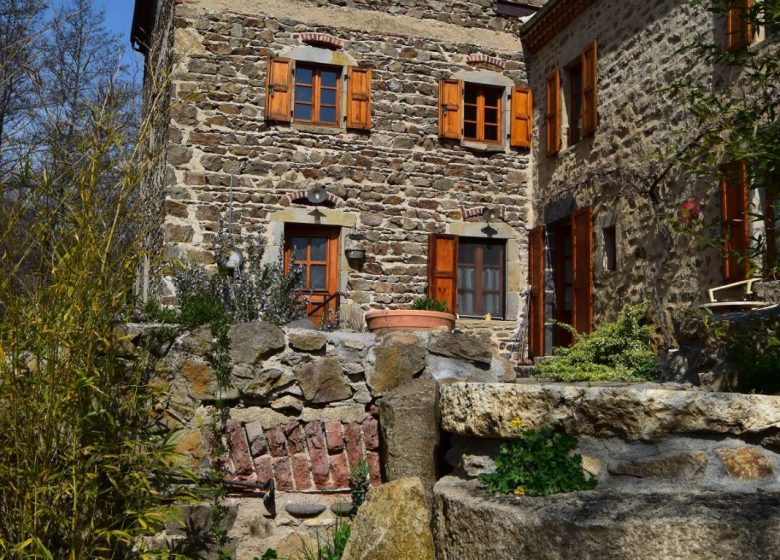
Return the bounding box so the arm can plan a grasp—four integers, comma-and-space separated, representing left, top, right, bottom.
254, 518, 351, 560
535, 303, 657, 382
479, 420, 596, 497
348, 459, 371, 510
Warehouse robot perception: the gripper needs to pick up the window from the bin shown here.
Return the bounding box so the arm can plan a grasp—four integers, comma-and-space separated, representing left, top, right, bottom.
294, 64, 341, 126
603, 225, 617, 272
458, 239, 506, 318
463, 85, 503, 144
438, 79, 532, 148
727, 0, 754, 51
427, 234, 507, 318
265, 58, 372, 130
567, 61, 583, 146
284, 225, 340, 321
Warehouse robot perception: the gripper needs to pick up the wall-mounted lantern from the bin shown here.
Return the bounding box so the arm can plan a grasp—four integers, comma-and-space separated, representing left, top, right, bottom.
345, 229, 367, 262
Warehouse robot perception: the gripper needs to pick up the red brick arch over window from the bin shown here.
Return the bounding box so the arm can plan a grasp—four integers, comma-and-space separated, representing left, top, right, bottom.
281, 190, 346, 208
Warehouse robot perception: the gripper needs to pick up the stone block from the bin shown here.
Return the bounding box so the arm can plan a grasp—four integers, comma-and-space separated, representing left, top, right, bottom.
254, 455, 273, 484
296, 356, 352, 403
362, 417, 380, 451
289, 331, 327, 352
226, 421, 253, 476
342, 477, 435, 560
608, 451, 708, 480
228, 322, 286, 366
266, 426, 287, 457
428, 331, 493, 365
324, 422, 345, 453
368, 332, 426, 394
433, 477, 780, 560
284, 422, 306, 455
345, 422, 364, 467
272, 457, 293, 491
379, 377, 440, 492
716, 447, 774, 480
291, 454, 313, 491
329, 452, 351, 489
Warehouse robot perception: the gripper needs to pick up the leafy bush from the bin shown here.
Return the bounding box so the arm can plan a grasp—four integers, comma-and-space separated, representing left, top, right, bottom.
712, 314, 780, 395
535, 304, 657, 382
479, 424, 596, 497
411, 297, 448, 312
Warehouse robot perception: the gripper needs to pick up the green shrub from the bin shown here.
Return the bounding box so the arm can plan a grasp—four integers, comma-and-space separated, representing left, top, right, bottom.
712, 314, 780, 395
535, 303, 657, 382
479, 425, 596, 497
411, 297, 448, 312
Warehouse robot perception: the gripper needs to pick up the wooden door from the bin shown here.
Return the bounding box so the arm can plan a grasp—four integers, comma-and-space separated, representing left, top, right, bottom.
285, 225, 340, 323
529, 226, 545, 357
551, 219, 573, 347
572, 207, 593, 335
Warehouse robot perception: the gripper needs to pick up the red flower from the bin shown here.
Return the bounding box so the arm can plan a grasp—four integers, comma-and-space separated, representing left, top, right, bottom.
677, 197, 701, 224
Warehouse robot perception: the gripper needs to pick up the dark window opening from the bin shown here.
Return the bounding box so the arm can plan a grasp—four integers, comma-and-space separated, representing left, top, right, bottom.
567, 61, 582, 146
603, 225, 617, 272
463, 84, 503, 144
457, 239, 506, 318
294, 64, 341, 126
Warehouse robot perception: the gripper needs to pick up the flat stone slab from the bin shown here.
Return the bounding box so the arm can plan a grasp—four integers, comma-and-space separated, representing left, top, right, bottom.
440, 383, 780, 444
433, 476, 780, 560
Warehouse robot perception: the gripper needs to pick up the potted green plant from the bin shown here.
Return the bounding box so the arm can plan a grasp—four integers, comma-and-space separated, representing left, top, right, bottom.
365, 297, 456, 332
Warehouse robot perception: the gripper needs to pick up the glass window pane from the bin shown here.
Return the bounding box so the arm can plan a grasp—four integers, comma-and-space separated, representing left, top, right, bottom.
464, 105, 477, 122
483, 268, 500, 290
320, 88, 337, 106
291, 237, 307, 261
319, 106, 337, 124
458, 266, 475, 290
464, 87, 477, 104
310, 265, 327, 290
483, 243, 502, 266
483, 293, 501, 317
484, 90, 502, 107
459, 243, 476, 264
484, 125, 499, 141
464, 122, 477, 140
295, 104, 312, 121
320, 69, 339, 88
296, 85, 312, 102
297, 66, 313, 84
310, 237, 327, 261
459, 291, 475, 316
564, 287, 573, 312
485, 108, 499, 125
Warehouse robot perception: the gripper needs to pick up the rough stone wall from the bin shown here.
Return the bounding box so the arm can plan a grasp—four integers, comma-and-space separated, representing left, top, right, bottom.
135, 322, 509, 558
155, 0, 532, 318
525, 0, 732, 333
138, 0, 178, 300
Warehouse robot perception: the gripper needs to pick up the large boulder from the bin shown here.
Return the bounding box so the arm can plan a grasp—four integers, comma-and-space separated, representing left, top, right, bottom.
228, 322, 285, 366
296, 356, 352, 403
342, 477, 435, 560
379, 378, 440, 494
428, 331, 492, 365
368, 332, 426, 394
433, 476, 780, 560
439, 383, 780, 444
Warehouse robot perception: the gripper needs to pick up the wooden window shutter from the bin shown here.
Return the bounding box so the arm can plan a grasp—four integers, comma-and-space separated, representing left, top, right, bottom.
721, 162, 750, 282
347, 67, 372, 130
727, 0, 753, 52
545, 70, 561, 156
439, 79, 463, 140
510, 86, 533, 149
571, 207, 593, 335
581, 40, 598, 137
265, 57, 293, 122
428, 233, 458, 313
529, 225, 546, 357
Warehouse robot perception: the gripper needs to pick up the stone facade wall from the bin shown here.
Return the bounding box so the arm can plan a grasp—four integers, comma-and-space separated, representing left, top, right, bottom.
133, 321, 510, 558
152, 0, 532, 320
525, 0, 738, 337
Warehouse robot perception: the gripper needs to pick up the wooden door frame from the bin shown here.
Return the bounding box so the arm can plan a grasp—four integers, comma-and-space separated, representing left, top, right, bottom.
284, 224, 340, 297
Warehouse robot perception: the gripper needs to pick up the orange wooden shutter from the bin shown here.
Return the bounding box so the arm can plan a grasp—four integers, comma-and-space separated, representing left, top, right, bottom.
727, 0, 753, 52
428, 234, 458, 313
545, 70, 561, 156
721, 162, 750, 282
581, 40, 598, 137
265, 57, 292, 122
438, 79, 463, 140
510, 86, 533, 149
347, 67, 372, 130
571, 207, 593, 335
529, 225, 546, 357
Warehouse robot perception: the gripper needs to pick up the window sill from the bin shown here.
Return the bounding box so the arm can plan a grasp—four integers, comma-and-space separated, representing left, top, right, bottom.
462, 140, 506, 153
291, 123, 344, 135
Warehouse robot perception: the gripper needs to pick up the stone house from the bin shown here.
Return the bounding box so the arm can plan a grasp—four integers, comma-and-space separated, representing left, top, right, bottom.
131, 0, 778, 357
521, 0, 779, 356
131, 0, 545, 352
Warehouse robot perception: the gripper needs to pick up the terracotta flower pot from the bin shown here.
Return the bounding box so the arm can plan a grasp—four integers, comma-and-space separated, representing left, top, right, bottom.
364, 309, 456, 332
